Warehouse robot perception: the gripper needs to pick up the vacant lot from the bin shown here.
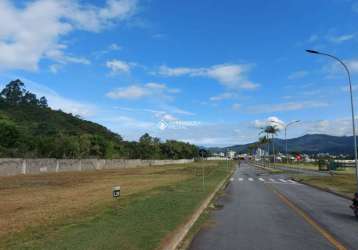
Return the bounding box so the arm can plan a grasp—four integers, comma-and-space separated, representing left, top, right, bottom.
0, 160, 233, 249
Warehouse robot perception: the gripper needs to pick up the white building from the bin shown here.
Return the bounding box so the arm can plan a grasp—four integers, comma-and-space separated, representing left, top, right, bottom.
227, 150, 236, 159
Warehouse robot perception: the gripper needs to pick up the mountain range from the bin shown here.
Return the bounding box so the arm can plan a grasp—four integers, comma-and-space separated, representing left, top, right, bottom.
209, 134, 355, 155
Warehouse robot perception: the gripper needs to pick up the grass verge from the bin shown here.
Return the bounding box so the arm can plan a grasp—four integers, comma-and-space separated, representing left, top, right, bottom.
275, 162, 318, 171
294, 173, 356, 198
1, 161, 233, 250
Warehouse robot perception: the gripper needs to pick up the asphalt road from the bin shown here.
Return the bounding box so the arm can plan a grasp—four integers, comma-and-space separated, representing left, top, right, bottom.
189, 163, 358, 250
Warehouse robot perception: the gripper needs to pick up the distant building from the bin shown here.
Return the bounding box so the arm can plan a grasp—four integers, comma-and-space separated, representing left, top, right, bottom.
227, 150, 236, 159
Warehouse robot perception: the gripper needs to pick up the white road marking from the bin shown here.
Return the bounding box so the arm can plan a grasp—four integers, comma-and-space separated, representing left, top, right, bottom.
288, 180, 298, 184
230, 177, 234, 182
248, 177, 254, 181
279, 179, 287, 183
258, 177, 265, 181
238, 177, 244, 181
269, 178, 275, 182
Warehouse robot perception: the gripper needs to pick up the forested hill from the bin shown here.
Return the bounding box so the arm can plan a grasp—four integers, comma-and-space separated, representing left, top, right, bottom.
0, 79, 199, 159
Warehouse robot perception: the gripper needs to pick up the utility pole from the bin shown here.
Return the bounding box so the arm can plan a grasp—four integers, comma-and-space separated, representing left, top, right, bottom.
201, 151, 205, 191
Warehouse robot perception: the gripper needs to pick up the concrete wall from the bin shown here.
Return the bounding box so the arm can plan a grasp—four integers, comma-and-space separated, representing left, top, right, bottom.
0, 158, 194, 177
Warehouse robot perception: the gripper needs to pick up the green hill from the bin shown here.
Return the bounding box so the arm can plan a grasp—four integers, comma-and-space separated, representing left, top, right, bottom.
0, 79, 199, 159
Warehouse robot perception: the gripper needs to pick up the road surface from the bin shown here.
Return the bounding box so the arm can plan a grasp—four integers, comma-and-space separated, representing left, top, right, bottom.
189, 163, 358, 250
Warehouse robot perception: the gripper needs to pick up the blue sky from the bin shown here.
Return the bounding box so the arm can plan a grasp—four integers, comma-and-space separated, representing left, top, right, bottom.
1, 0, 358, 146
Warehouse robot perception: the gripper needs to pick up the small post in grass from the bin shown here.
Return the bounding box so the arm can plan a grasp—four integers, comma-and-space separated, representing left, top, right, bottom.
112, 186, 121, 199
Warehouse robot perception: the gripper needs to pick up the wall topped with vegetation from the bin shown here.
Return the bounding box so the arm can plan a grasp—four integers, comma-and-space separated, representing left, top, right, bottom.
0, 158, 194, 176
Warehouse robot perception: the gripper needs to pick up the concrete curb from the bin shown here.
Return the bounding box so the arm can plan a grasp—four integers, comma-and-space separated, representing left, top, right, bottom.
163, 166, 236, 250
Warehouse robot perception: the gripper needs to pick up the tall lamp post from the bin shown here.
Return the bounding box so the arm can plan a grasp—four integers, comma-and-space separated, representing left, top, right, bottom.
270, 120, 300, 164
306, 49, 358, 191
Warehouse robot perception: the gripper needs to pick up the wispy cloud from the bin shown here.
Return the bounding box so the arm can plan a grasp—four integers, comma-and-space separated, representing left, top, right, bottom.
106, 82, 180, 100
106, 59, 134, 74
245, 101, 329, 114
158, 63, 259, 90
210, 92, 235, 101
329, 33, 355, 43
288, 70, 308, 80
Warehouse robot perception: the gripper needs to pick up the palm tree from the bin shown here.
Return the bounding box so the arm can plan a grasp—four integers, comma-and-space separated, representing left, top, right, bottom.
258, 135, 269, 166
260, 125, 280, 165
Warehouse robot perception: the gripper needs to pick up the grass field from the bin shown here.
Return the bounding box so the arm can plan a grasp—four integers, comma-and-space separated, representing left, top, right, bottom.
0, 160, 234, 250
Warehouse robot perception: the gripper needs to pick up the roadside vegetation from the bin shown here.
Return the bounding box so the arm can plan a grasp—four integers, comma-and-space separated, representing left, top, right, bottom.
0, 160, 234, 250
0, 79, 200, 159
294, 172, 356, 197
275, 162, 318, 171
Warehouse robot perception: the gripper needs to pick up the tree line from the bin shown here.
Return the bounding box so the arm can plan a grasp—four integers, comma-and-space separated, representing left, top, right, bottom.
0, 79, 199, 159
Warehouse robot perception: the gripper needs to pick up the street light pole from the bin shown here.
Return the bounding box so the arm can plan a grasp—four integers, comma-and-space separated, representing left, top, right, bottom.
306, 49, 358, 191
284, 121, 300, 164
269, 120, 300, 164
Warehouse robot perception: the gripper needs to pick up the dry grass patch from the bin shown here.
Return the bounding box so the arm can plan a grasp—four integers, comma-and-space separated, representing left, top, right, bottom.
0, 164, 192, 238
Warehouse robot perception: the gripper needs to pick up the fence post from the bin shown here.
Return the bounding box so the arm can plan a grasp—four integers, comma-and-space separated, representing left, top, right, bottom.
56, 159, 59, 172
22, 159, 27, 175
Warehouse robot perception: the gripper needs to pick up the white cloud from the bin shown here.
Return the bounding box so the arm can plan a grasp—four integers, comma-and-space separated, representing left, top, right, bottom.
158, 65, 195, 76
49, 64, 62, 74
210, 92, 234, 101
107, 82, 180, 100
0, 0, 137, 71
158, 63, 259, 90
288, 70, 308, 80
145, 82, 166, 89
301, 118, 358, 136
245, 101, 329, 114
329, 34, 355, 43
346, 60, 358, 73
106, 59, 132, 74
107, 85, 148, 99
253, 116, 285, 130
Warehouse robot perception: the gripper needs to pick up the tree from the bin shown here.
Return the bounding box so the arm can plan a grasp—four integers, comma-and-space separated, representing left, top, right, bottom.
0, 79, 26, 104
0, 120, 20, 147
39, 96, 48, 108
263, 125, 280, 163
23, 91, 39, 105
